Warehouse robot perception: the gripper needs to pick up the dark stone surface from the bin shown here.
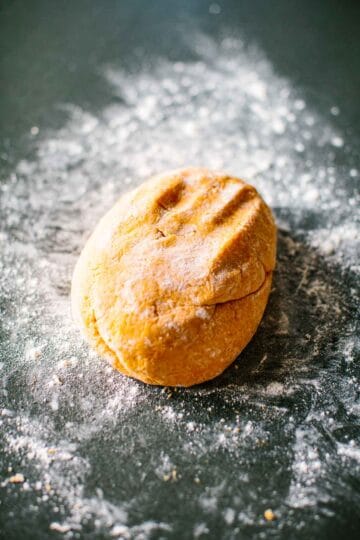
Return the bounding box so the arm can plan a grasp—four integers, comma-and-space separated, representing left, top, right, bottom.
0, 2, 359, 539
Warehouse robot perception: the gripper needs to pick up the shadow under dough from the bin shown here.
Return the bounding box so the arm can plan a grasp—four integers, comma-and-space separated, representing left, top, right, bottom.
189, 227, 356, 393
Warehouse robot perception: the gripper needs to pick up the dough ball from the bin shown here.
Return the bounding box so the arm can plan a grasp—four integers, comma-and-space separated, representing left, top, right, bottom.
71, 168, 277, 386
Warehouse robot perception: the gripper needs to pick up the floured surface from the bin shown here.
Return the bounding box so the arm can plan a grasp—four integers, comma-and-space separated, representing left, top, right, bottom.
0, 32, 359, 539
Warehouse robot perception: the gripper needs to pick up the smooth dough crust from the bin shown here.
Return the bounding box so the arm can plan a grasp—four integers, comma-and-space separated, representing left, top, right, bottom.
71, 167, 277, 386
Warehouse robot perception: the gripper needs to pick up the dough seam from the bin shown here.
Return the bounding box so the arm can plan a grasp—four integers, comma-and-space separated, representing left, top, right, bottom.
90, 269, 272, 375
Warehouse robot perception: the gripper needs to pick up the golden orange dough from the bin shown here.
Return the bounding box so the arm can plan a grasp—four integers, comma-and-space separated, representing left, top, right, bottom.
71, 167, 277, 387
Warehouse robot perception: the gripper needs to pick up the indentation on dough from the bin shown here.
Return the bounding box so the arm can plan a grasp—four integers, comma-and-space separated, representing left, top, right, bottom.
156, 179, 185, 211
155, 227, 166, 238
156, 177, 256, 239
206, 183, 256, 226
152, 301, 159, 317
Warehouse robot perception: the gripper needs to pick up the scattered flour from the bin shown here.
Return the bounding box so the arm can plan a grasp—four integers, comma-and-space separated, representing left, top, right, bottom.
0, 29, 358, 538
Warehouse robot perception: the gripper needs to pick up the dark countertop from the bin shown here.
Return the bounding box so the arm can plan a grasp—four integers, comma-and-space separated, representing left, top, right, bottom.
0, 2, 359, 539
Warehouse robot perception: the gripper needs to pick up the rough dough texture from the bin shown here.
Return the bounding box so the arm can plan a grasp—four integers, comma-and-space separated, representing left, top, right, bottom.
71, 168, 277, 387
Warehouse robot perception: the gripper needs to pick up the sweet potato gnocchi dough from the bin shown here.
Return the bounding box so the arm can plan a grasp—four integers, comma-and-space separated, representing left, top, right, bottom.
71, 168, 277, 386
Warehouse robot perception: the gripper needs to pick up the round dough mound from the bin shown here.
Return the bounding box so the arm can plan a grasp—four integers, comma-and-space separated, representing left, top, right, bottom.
71, 168, 276, 387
